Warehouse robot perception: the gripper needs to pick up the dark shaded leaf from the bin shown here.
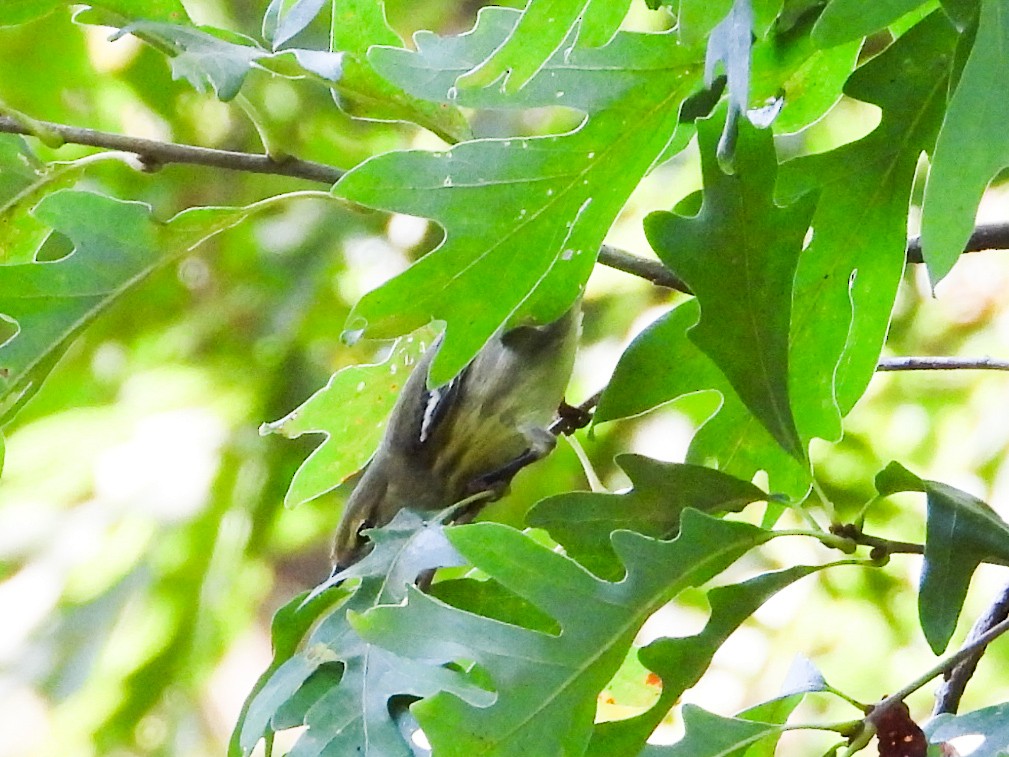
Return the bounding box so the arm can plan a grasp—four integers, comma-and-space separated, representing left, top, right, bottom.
875, 462, 1009, 653
645, 111, 813, 459
528, 453, 767, 578
920, 0, 1009, 284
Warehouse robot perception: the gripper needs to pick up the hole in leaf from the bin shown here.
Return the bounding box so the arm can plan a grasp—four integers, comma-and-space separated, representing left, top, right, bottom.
34, 231, 74, 262
0, 315, 17, 349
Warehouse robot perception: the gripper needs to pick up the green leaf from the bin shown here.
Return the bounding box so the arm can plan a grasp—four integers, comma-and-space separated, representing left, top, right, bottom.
242, 510, 488, 757
732, 694, 806, 757
0, 156, 97, 265
0, 0, 63, 26
87, 0, 191, 23
232, 588, 352, 757
264, 0, 329, 46
0, 135, 42, 204
749, 25, 860, 135
528, 454, 767, 578
353, 511, 769, 757
261, 325, 440, 507
927, 703, 1009, 756
811, 0, 930, 47
0, 190, 265, 425
588, 565, 824, 755
777, 11, 958, 431
596, 300, 810, 499
875, 461, 1009, 653
341, 8, 703, 384
326, 0, 471, 143
645, 111, 814, 459
112, 22, 266, 101
874, 460, 926, 496
920, 0, 1009, 284
457, 0, 633, 93
639, 705, 786, 756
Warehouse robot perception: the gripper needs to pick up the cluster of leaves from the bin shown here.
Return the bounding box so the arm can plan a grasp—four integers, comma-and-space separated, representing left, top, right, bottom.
3, 0, 1009, 755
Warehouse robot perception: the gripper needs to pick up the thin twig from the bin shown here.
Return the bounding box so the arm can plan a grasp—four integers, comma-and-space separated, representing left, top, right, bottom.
869, 614, 1009, 725
597, 244, 691, 293
6, 114, 1009, 289
878, 356, 1009, 372
933, 581, 1009, 716
0, 115, 344, 184
907, 223, 1009, 263
829, 523, 924, 557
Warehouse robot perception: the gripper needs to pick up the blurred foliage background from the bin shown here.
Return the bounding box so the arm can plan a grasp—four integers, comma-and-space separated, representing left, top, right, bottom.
1, 1, 1008, 755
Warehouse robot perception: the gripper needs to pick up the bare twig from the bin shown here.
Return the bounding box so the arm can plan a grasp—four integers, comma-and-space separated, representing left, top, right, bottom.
878, 356, 1009, 372
0, 115, 344, 184
6, 113, 1009, 291
907, 223, 1009, 263
933, 582, 1009, 716
597, 244, 691, 293
866, 613, 1009, 734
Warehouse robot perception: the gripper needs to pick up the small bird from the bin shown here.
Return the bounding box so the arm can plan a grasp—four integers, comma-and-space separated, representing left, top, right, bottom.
331, 305, 581, 571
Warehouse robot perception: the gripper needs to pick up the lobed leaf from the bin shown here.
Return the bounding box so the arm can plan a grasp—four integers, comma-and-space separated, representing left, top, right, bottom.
645, 111, 814, 459
875, 461, 1009, 653
0, 189, 291, 427
639, 705, 786, 756
342, 8, 704, 383
920, 0, 1009, 284
926, 702, 1009, 756
261, 325, 440, 507
811, 0, 930, 47
596, 300, 810, 499
353, 511, 771, 756
528, 453, 768, 579
777, 11, 958, 436
589, 565, 826, 754
457, 0, 633, 93
238, 510, 485, 757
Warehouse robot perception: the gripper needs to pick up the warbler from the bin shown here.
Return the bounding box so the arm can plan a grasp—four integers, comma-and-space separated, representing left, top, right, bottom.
332, 305, 581, 570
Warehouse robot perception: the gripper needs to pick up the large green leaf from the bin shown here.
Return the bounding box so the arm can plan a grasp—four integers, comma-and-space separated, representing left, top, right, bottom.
0, 190, 284, 426
332, 0, 472, 142
927, 703, 1009, 755
777, 12, 958, 434
749, 23, 860, 135
237, 509, 488, 757
645, 112, 814, 459
260, 325, 440, 507
528, 454, 767, 579
640, 706, 787, 756
353, 511, 770, 757
811, 0, 930, 47
920, 0, 1009, 284
343, 7, 704, 384
595, 301, 810, 499
588, 565, 826, 755
875, 461, 1009, 653
457, 0, 633, 92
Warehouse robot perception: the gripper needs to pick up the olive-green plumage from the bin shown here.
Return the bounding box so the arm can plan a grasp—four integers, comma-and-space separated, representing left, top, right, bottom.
332, 306, 580, 569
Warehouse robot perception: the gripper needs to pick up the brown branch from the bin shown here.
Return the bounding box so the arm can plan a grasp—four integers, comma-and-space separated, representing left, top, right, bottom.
877, 356, 1009, 372
907, 223, 1009, 263
6, 114, 1009, 290
597, 244, 691, 293
933, 581, 1009, 716
0, 115, 344, 185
